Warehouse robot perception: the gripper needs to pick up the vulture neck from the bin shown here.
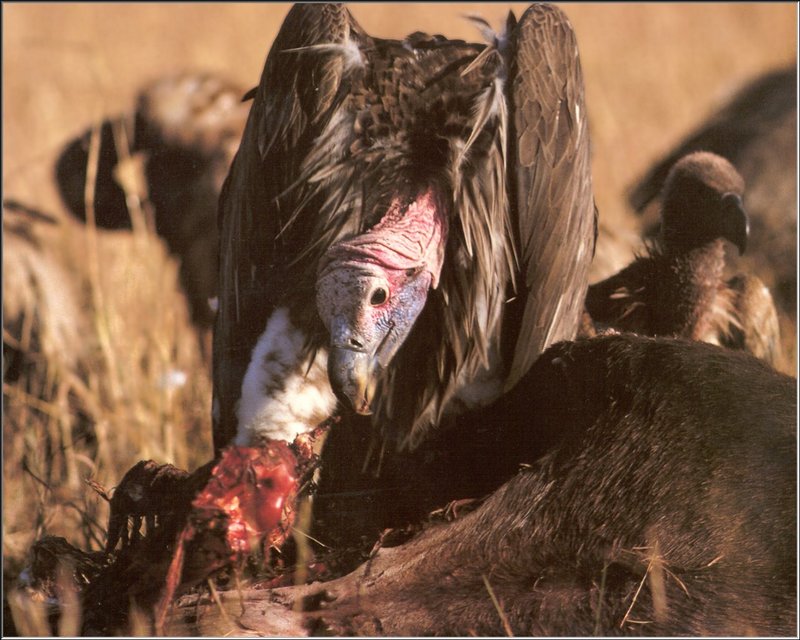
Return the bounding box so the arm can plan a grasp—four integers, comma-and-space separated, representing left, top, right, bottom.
234, 307, 336, 446
655, 239, 735, 341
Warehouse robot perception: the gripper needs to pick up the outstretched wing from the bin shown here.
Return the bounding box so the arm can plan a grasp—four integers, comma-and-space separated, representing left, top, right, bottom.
213, 4, 364, 452
502, 3, 597, 391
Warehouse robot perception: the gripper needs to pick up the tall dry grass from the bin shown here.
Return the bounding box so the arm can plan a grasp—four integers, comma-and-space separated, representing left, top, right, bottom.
3, 204, 213, 633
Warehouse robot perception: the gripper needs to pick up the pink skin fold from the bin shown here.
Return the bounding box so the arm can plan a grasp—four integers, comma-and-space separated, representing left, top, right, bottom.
316, 187, 449, 414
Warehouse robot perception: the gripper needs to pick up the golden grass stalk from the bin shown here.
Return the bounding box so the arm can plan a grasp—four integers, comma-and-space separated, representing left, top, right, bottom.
481, 573, 514, 637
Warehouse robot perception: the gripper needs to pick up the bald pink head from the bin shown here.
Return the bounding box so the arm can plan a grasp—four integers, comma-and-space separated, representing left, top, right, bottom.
316, 187, 448, 414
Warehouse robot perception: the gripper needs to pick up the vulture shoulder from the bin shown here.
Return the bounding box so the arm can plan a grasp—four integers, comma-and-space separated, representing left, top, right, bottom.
213, 4, 365, 452
723, 273, 782, 367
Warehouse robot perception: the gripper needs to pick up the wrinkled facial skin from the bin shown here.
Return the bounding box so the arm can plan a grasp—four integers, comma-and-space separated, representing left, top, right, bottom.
317, 263, 432, 414
315, 188, 447, 414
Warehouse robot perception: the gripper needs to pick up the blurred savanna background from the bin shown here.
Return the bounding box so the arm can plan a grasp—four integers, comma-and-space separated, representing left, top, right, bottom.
3, 3, 797, 635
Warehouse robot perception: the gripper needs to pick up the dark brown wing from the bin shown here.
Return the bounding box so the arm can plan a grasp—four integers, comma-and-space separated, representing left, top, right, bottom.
213, 4, 364, 452
502, 3, 597, 391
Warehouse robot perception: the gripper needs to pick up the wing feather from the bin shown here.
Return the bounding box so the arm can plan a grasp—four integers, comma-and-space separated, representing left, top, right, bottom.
503, 3, 597, 391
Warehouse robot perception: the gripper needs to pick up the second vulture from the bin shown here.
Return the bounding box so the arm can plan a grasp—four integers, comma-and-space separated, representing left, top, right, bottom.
213, 3, 596, 452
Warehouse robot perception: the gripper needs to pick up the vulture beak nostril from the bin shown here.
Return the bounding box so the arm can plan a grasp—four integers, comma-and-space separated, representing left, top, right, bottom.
348, 337, 364, 349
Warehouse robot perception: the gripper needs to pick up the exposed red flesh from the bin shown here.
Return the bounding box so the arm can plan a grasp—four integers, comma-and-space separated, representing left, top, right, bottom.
191, 442, 299, 552
149, 422, 331, 630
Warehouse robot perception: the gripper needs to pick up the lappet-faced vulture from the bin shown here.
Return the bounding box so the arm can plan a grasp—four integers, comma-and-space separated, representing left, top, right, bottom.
213, 3, 596, 452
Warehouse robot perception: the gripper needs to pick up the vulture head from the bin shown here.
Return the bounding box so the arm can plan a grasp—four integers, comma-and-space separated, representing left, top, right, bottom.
316, 187, 449, 414
213, 3, 596, 453
660, 151, 748, 255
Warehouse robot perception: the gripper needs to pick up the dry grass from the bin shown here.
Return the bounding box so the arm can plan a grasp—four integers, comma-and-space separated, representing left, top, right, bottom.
2, 211, 213, 565
2, 3, 796, 634
3, 211, 214, 634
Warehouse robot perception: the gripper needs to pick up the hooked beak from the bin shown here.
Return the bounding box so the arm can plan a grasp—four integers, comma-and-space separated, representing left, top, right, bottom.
326, 313, 399, 415
721, 192, 749, 255
321, 272, 431, 416
327, 346, 378, 415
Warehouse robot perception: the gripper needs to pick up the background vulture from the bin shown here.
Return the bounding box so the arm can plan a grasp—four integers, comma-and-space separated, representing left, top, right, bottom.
626, 65, 796, 371
585, 151, 781, 367
213, 2, 596, 453
54, 73, 250, 336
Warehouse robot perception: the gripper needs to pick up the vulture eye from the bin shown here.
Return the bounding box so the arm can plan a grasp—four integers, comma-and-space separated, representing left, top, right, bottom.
370, 287, 388, 306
